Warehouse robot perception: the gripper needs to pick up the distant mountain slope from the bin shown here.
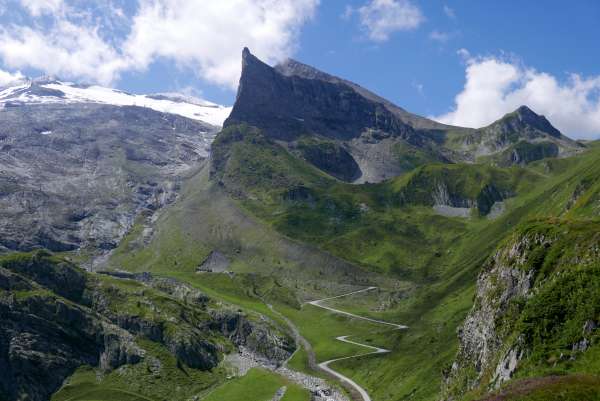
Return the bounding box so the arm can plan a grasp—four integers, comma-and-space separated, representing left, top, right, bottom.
445, 105, 583, 165
0, 78, 231, 126
224, 48, 582, 183
0, 102, 219, 255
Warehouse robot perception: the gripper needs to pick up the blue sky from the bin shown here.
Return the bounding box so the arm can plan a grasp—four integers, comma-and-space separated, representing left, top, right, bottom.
0, 0, 599, 138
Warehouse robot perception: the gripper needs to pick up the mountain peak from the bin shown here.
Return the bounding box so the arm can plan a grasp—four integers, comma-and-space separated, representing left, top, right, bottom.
493, 105, 562, 138
240, 47, 269, 72
515, 105, 535, 115
227, 49, 452, 135
513, 105, 545, 122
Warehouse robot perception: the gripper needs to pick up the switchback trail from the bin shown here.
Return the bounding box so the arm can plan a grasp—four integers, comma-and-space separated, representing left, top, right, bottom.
307, 286, 407, 401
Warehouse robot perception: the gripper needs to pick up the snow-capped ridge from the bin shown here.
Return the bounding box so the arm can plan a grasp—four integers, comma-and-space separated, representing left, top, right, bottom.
0, 79, 231, 127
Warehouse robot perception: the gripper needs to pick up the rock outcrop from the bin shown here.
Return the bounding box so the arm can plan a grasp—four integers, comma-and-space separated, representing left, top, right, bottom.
444, 220, 600, 399
210, 310, 294, 365
0, 255, 144, 401
0, 252, 295, 401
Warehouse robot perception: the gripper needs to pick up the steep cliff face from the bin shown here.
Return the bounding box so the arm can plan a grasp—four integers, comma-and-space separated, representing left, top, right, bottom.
444, 220, 600, 400
226, 48, 423, 143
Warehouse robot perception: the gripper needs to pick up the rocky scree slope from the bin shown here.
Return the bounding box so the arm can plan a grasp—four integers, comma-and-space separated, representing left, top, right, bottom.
0, 100, 221, 255
224, 48, 581, 184
0, 251, 294, 401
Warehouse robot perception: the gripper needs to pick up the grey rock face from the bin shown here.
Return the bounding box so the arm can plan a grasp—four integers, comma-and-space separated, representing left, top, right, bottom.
197, 250, 230, 273
224, 48, 449, 183
210, 310, 294, 365
0, 266, 143, 401
222, 49, 580, 184
0, 103, 219, 254
228, 48, 418, 144
444, 232, 554, 398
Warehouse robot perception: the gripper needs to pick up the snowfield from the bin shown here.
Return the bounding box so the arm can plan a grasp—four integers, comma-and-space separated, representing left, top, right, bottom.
0, 79, 232, 127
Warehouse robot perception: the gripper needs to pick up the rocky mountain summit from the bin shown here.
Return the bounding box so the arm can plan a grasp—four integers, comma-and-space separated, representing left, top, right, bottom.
225, 49, 582, 183
452, 105, 582, 165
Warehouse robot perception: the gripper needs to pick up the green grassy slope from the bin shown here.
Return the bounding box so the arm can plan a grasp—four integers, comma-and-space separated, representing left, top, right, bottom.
99, 126, 600, 401
203, 368, 309, 401
210, 124, 544, 277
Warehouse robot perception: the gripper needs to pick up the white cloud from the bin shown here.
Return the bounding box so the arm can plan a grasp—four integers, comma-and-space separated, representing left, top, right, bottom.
357, 0, 424, 42
434, 54, 600, 139
443, 5, 455, 19
123, 0, 319, 89
0, 19, 128, 85
0, 68, 24, 86
429, 30, 450, 43
0, 0, 319, 89
456, 47, 470, 61
20, 0, 63, 16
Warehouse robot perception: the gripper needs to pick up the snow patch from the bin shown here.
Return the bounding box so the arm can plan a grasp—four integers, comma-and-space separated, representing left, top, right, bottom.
0, 80, 231, 127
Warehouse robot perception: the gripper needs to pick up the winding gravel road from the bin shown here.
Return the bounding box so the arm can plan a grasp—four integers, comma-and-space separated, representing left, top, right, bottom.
307, 287, 407, 401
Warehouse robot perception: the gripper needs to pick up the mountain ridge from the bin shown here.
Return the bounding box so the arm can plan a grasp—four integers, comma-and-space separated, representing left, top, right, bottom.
0, 78, 231, 127
225, 48, 582, 183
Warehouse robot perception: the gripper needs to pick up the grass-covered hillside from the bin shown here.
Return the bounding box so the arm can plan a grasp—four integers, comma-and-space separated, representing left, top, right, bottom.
96, 123, 600, 401
209, 124, 545, 277
209, 126, 600, 400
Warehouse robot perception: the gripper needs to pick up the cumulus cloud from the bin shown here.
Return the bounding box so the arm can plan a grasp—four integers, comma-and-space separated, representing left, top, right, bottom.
434, 53, 600, 139
123, 0, 319, 88
0, 68, 24, 86
0, 0, 319, 88
0, 19, 128, 85
357, 0, 424, 42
